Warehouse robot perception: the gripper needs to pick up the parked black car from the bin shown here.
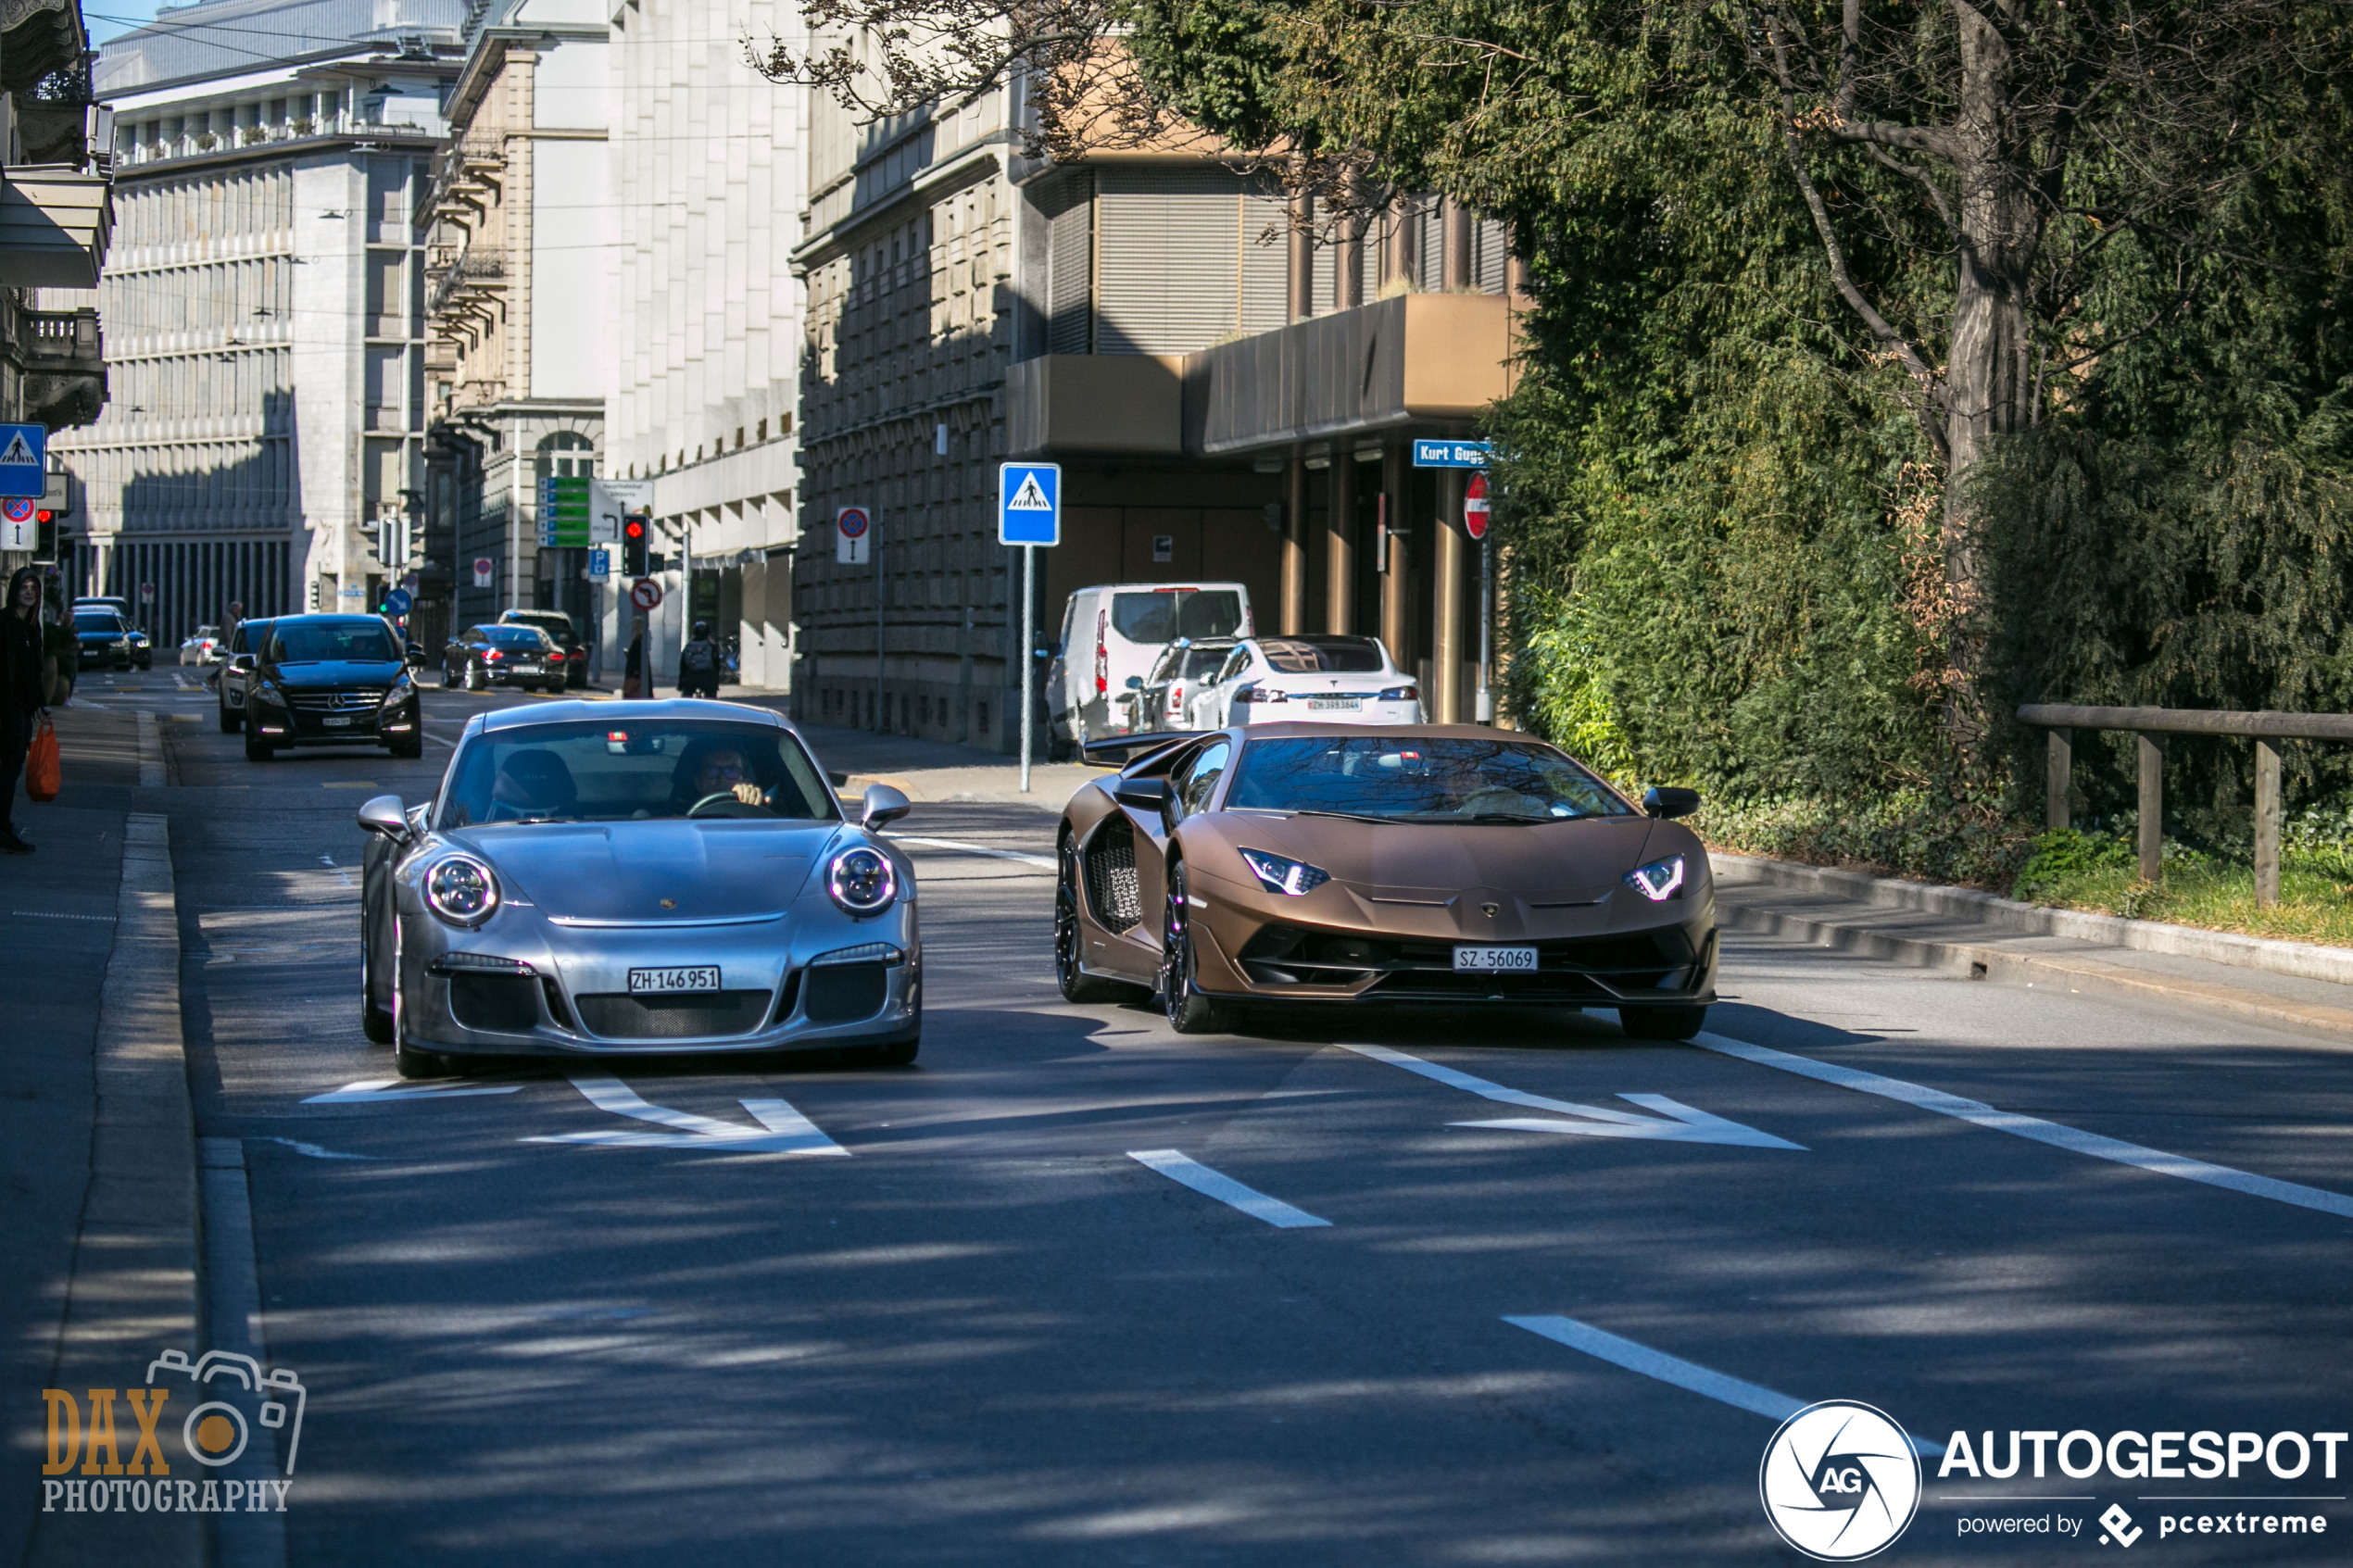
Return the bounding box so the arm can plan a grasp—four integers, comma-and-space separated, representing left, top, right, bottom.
443, 623, 561, 691
498, 608, 588, 688
215, 618, 274, 732
71, 608, 139, 671
238, 614, 423, 761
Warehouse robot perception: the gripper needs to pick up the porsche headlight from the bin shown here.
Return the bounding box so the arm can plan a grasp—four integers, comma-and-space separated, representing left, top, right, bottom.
1239, 848, 1329, 897
827, 846, 898, 915
1624, 854, 1686, 902
424, 854, 500, 925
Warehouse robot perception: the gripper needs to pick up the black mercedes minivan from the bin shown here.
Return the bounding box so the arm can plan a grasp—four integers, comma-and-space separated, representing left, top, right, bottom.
239, 614, 424, 762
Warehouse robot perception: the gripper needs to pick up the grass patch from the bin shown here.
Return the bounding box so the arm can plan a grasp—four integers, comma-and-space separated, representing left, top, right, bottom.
2011, 829, 2353, 947
1694, 789, 2033, 890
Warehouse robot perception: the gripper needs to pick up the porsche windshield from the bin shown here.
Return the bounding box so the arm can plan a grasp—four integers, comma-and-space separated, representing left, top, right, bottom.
1227, 736, 1635, 822
440, 721, 838, 826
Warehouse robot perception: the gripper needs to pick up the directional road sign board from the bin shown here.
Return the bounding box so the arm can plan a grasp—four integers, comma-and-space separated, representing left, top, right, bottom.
383, 587, 412, 615
837, 505, 871, 565
630, 577, 663, 611
1411, 438, 1491, 470
0, 423, 44, 498
998, 462, 1060, 546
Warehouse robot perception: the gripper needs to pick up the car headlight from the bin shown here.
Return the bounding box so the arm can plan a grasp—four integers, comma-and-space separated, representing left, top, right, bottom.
826, 846, 898, 915
1624, 854, 1686, 901
425, 854, 500, 925
1239, 848, 1329, 897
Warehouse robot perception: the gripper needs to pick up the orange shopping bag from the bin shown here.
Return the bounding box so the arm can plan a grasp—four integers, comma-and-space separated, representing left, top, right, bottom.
24, 712, 58, 802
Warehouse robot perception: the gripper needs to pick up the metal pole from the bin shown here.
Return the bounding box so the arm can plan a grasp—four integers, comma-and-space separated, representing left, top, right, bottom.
1476, 533, 1493, 722
1020, 543, 1035, 794
874, 523, 884, 734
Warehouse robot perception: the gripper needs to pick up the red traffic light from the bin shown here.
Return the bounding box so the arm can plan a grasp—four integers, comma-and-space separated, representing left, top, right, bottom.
623, 518, 645, 540
33, 509, 51, 523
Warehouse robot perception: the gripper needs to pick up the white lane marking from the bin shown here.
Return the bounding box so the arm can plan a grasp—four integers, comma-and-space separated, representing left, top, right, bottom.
318, 852, 354, 888
1506, 1315, 1944, 1457
1692, 1031, 2353, 1221
302, 1078, 522, 1103
1126, 1148, 1331, 1228
1340, 1042, 1804, 1150
886, 834, 1055, 870
255, 1136, 382, 1160
13, 909, 114, 921
524, 1073, 849, 1155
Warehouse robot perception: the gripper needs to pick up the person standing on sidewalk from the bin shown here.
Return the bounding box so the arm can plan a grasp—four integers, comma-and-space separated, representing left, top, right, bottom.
679, 621, 721, 699
623, 626, 645, 700
1, 567, 50, 853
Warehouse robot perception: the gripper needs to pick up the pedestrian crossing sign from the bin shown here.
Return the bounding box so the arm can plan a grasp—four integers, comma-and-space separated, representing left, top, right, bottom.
0, 422, 44, 499
998, 462, 1060, 546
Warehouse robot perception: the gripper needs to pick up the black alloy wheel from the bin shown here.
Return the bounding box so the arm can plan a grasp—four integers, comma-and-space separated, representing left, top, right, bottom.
1057, 834, 1149, 1004
1159, 861, 1228, 1035
464, 659, 485, 692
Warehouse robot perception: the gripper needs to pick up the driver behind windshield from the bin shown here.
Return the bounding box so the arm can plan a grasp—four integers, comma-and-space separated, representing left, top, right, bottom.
440, 721, 835, 826
671, 737, 772, 812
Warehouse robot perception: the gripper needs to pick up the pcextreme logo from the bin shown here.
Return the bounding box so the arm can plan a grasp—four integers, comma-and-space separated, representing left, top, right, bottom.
1760, 1400, 1923, 1561
39, 1348, 306, 1517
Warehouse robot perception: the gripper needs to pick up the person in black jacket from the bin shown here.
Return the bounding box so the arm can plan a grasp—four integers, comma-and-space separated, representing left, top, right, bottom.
0, 566, 51, 853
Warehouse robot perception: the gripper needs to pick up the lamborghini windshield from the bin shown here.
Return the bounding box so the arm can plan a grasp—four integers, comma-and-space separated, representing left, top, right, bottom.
440, 721, 838, 826
1226, 735, 1635, 822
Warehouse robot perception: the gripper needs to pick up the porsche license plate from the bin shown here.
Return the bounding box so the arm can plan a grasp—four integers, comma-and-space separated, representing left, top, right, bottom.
1453, 946, 1537, 972
1307, 696, 1362, 711
630, 966, 720, 994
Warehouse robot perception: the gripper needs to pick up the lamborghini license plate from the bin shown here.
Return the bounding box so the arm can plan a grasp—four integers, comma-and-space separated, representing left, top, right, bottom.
1453, 946, 1536, 972
629, 966, 720, 994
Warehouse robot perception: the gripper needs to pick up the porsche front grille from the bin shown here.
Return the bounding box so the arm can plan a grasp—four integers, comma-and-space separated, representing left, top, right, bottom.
573, 991, 773, 1039
1083, 818, 1142, 933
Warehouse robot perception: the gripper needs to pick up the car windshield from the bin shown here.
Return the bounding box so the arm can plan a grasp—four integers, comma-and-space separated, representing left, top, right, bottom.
1226, 736, 1636, 822
1111, 589, 1243, 644
506, 615, 571, 638
439, 721, 838, 826
1180, 645, 1232, 680
480, 626, 547, 647
1257, 637, 1385, 674
73, 612, 123, 633
269, 621, 400, 663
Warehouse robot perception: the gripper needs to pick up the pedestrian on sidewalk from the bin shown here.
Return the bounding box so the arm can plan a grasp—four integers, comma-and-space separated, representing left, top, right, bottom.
679, 621, 721, 699
1, 566, 51, 854
623, 626, 645, 700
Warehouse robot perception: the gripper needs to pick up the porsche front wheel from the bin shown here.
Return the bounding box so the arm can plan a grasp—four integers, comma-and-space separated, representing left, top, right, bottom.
1058, 837, 1150, 1004
1160, 863, 1228, 1035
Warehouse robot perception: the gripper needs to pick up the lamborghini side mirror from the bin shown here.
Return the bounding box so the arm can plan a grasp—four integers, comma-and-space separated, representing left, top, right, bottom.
1643, 786, 1701, 821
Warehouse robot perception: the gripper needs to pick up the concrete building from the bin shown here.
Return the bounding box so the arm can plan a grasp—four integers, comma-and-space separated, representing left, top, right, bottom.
0, 0, 113, 584
416, 0, 609, 659
788, 74, 1521, 752
51, 0, 459, 641
603, 0, 804, 688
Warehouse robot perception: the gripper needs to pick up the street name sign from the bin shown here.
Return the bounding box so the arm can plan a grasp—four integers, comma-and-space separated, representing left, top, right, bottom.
998, 462, 1060, 546
0, 423, 44, 498
1411, 438, 1491, 470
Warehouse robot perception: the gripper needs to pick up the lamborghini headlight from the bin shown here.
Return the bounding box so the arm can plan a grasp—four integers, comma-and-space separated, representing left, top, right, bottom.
1239, 848, 1329, 897
1623, 854, 1686, 902
424, 854, 500, 925
827, 846, 899, 915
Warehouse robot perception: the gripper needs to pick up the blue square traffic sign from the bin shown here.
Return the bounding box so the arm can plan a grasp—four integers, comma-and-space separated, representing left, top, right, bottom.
0, 422, 45, 498
999, 462, 1061, 546
1411, 438, 1491, 469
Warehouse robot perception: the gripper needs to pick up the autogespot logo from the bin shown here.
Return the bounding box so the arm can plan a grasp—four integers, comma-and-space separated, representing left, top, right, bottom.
1760, 1400, 1923, 1561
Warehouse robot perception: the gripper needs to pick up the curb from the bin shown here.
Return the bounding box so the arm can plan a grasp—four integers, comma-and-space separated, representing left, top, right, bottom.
1710, 852, 2353, 989
24, 812, 201, 1566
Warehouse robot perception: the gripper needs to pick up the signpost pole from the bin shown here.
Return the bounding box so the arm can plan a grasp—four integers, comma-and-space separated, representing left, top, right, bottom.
1477, 535, 1494, 722
1020, 543, 1035, 794
874, 522, 885, 735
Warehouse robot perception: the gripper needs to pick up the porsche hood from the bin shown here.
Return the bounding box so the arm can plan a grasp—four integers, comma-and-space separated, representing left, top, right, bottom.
447, 821, 837, 923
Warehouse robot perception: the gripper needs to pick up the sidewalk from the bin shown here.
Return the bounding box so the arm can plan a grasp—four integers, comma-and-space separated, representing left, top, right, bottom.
1716, 853, 2353, 1045
0, 708, 198, 1567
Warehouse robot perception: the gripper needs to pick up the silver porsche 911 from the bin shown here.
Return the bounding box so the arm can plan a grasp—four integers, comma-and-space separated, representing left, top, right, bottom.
356, 700, 920, 1078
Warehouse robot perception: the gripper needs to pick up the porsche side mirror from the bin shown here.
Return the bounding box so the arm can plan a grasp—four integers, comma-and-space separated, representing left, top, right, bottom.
1113, 776, 1170, 811
1643, 785, 1701, 820
357, 793, 410, 841
861, 783, 912, 828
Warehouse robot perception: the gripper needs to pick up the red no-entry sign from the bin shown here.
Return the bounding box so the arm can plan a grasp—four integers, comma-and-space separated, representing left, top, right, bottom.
1464, 472, 1491, 541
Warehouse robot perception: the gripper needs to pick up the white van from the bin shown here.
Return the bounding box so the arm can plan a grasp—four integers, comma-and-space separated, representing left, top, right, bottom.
1048, 582, 1254, 752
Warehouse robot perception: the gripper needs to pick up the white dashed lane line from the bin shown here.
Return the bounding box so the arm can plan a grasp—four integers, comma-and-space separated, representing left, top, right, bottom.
1126, 1149, 1331, 1228
887, 834, 1055, 871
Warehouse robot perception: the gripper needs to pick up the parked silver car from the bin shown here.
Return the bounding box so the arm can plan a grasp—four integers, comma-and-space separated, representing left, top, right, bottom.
358, 700, 920, 1078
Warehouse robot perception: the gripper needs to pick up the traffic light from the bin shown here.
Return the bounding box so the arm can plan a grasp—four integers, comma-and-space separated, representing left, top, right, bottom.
622, 513, 648, 577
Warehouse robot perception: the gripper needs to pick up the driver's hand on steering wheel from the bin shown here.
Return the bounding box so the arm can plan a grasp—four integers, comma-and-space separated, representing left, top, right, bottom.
732, 782, 764, 806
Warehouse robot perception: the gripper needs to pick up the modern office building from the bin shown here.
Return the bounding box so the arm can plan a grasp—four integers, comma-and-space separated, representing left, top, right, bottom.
602, 0, 805, 687
788, 74, 1522, 751
0, 0, 113, 584
48, 0, 459, 644
416, 0, 608, 659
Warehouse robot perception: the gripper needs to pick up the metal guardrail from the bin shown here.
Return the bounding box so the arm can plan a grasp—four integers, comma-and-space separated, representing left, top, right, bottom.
2015, 703, 2353, 905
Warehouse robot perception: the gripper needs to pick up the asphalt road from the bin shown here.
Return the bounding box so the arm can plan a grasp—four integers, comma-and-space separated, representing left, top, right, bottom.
89, 669, 2353, 1564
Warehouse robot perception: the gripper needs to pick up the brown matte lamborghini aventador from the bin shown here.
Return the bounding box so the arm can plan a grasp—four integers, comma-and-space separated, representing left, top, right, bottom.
1053, 723, 1718, 1040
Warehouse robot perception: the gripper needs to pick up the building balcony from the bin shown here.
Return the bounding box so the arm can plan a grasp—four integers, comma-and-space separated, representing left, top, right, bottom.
0, 165, 110, 288
18, 306, 105, 430
1005, 354, 1184, 458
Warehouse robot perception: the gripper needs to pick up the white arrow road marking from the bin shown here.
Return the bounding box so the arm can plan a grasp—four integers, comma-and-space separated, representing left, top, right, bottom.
523, 1073, 849, 1155
1693, 1031, 2353, 1220
1505, 1315, 1944, 1457
1338, 1042, 1804, 1150
302, 1078, 522, 1103
1126, 1149, 1330, 1228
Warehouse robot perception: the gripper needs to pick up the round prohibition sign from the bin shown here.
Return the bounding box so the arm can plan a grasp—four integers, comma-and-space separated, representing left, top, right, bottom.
630, 577, 663, 611
837, 506, 870, 540
0, 497, 32, 523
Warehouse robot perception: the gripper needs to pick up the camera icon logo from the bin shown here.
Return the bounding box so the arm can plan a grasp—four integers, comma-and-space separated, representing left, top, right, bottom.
145, 1349, 308, 1474
1759, 1400, 1921, 1561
